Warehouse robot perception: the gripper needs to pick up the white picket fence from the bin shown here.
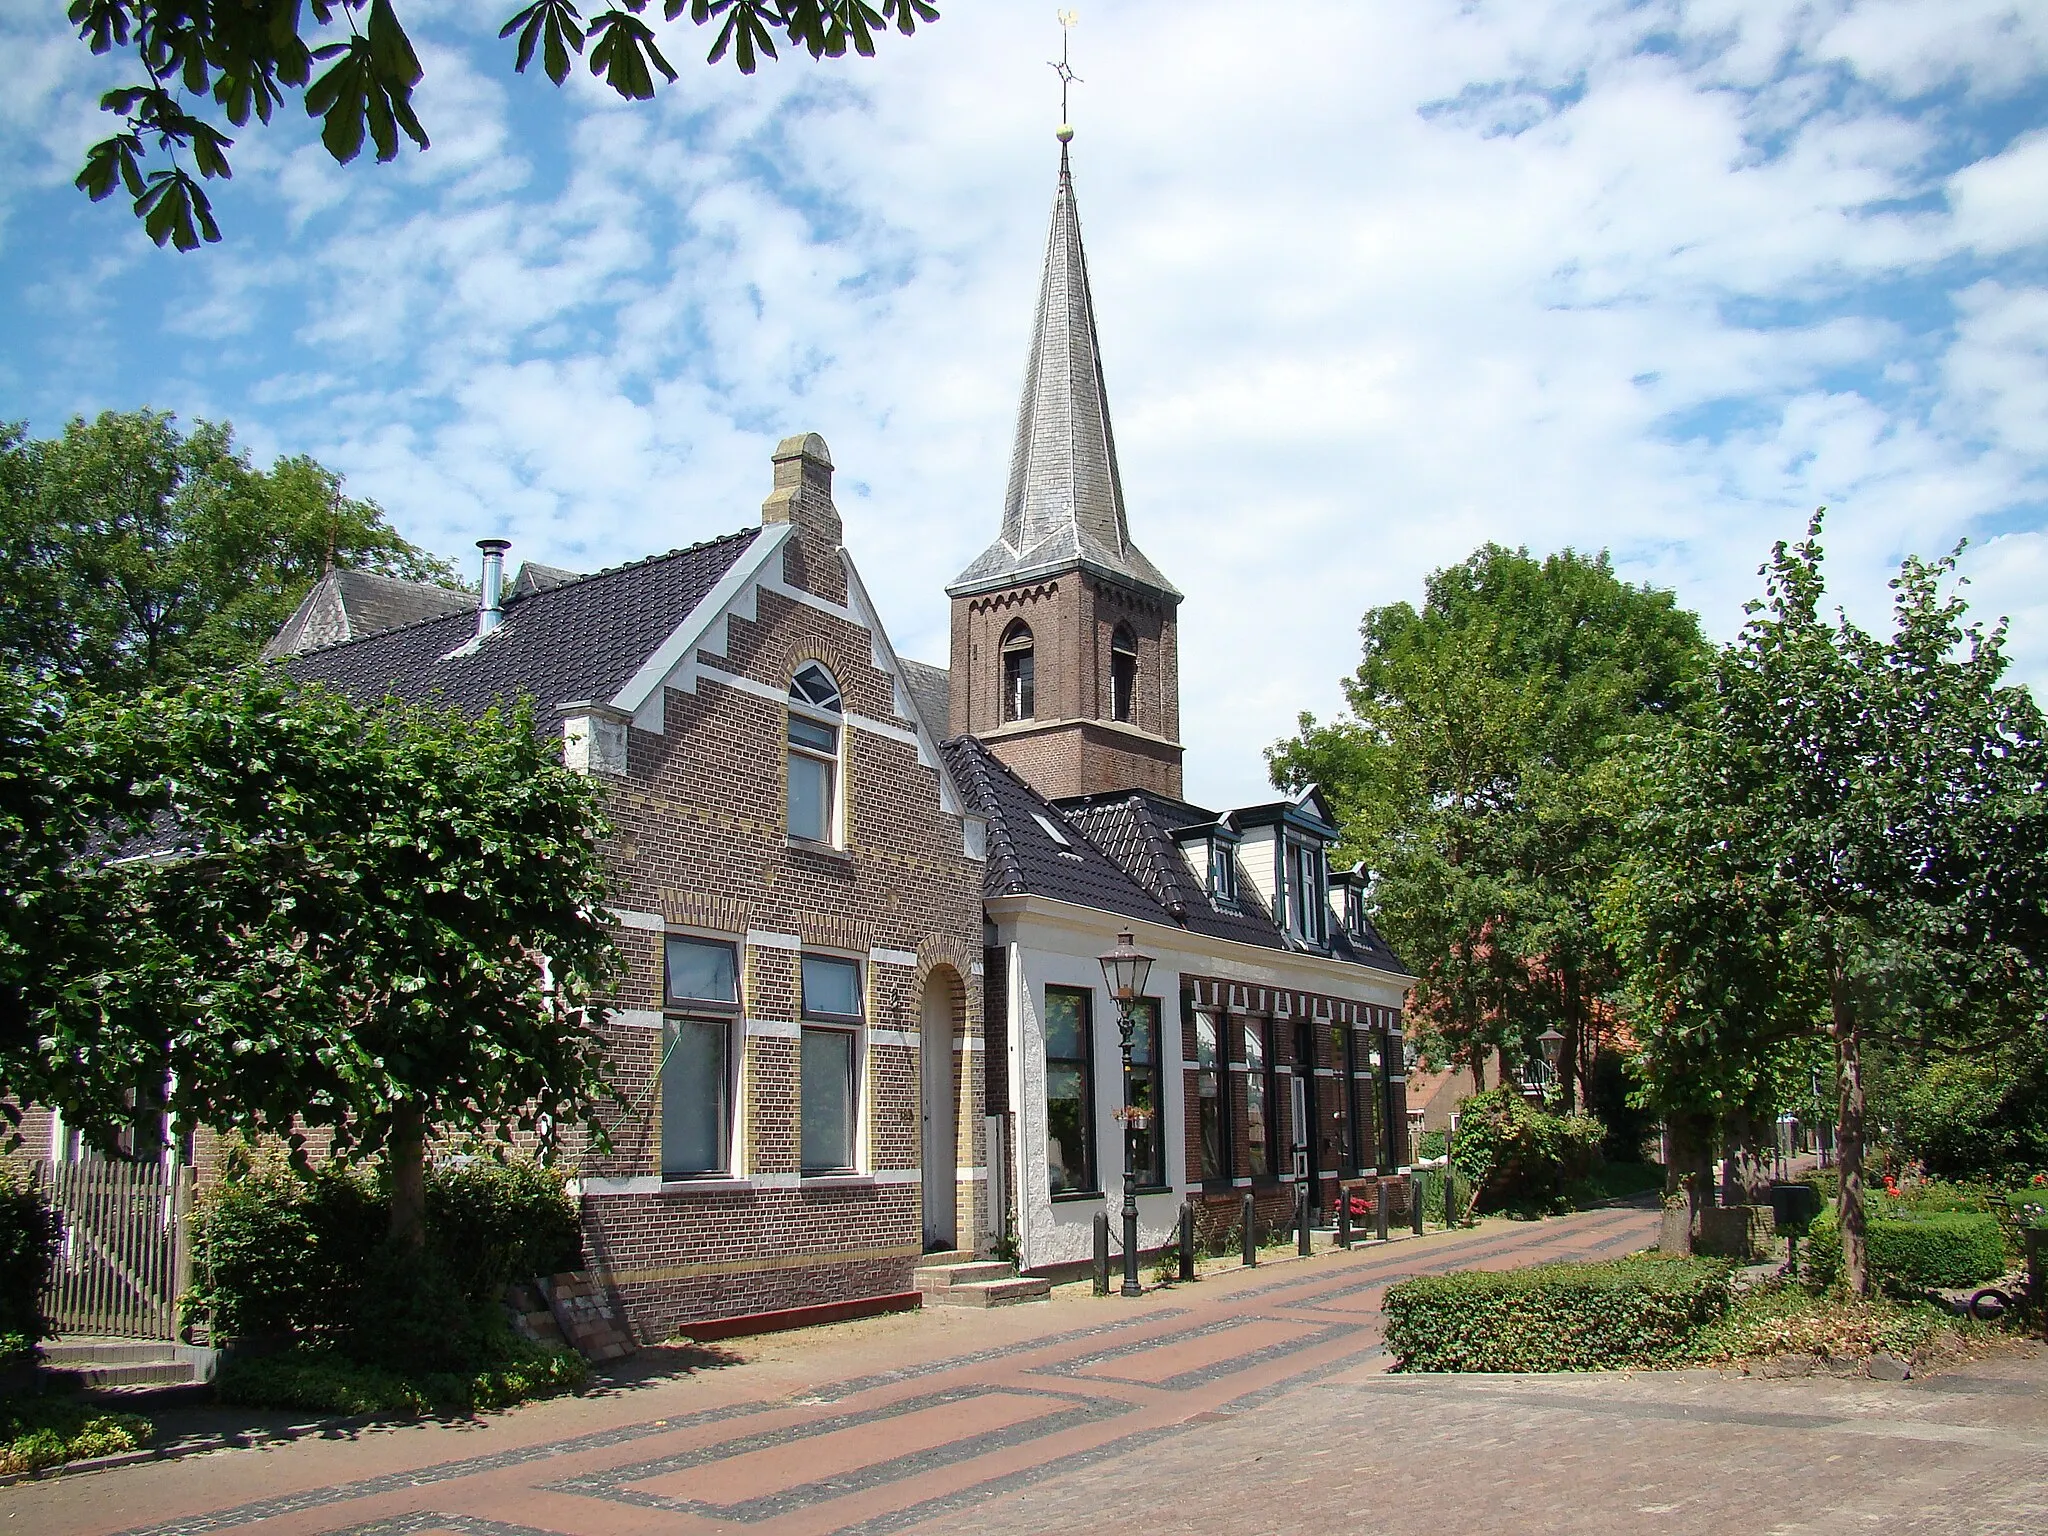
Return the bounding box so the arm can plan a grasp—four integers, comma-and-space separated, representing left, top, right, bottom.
42, 1158, 194, 1340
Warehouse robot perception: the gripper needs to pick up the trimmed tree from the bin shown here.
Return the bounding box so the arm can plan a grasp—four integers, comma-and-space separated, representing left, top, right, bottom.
13, 668, 622, 1250
1601, 515, 2048, 1290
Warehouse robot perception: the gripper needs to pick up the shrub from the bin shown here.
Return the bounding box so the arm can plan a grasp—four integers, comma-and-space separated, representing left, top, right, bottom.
1416, 1128, 1448, 1160
0, 1170, 60, 1352
1448, 1089, 1604, 1213
1891, 1054, 2048, 1186
1682, 1283, 1962, 1367
1382, 1256, 1733, 1371
188, 1150, 581, 1342
1804, 1211, 2010, 1294
0, 1396, 151, 1477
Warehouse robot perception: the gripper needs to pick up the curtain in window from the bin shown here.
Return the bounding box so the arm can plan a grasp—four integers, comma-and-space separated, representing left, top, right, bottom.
801, 1027, 855, 1172
661, 1018, 729, 1176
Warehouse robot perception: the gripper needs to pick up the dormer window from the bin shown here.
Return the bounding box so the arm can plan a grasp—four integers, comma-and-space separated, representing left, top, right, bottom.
1286, 837, 1328, 947
1001, 621, 1035, 722
1110, 624, 1137, 723
1208, 837, 1238, 907
788, 662, 843, 845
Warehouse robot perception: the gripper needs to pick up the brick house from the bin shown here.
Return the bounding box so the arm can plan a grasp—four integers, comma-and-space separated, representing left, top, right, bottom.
272, 434, 990, 1339
906, 140, 1415, 1274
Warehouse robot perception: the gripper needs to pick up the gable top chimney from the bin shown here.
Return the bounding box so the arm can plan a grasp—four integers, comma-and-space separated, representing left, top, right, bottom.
761, 432, 841, 548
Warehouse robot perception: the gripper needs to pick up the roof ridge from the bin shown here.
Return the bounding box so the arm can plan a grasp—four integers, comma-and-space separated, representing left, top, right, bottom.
279, 526, 760, 663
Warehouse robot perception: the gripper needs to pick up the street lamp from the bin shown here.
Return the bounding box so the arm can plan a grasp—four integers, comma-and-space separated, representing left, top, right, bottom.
1098, 930, 1155, 1298
1537, 1027, 1565, 1075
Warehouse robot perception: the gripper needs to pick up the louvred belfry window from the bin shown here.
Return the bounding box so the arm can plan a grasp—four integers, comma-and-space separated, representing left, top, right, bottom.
1001, 621, 1035, 722
1110, 624, 1137, 723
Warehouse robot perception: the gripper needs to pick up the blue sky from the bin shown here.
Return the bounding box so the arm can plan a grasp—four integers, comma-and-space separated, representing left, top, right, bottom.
4, 1, 2047, 809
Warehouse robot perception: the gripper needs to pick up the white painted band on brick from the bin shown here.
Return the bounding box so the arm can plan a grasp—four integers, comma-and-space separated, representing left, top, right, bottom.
1179, 1060, 1200, 1072
746, 929, 803, 951
612, 1009, 662, 1031
572, 1176, 664, 1196
969, 962, 984, 977
608, 907, 665, 932
1314, 1068, 1339, 1077
750, 1173, 801, 1189
956, 1166, 988, 1181
870, 1168, 921, 1185
953, 1036, 979, 1052
869, 947, 919, 968
868, 1027, 919, 1048
744, 1019, 800, 1039
1233, 1177, 1254, 1187
847, 713, 918, 748
695, 665, 784, 706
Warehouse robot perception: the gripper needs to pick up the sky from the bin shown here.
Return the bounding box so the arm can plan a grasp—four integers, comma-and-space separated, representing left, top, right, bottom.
3, 1, 2047, 811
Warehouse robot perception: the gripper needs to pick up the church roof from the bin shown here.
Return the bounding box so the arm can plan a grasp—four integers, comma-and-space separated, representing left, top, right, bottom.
948, 146, 1179, 603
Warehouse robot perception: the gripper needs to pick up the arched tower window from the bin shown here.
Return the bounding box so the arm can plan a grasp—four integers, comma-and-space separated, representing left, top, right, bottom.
1000, 621, 1035, 722
1110, 624, 1138, 724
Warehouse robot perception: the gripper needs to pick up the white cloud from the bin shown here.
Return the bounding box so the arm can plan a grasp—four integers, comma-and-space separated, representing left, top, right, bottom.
2, 0, 2047, 809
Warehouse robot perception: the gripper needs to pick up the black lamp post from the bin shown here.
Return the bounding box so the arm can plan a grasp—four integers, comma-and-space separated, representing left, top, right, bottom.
1098, 929, 1155, 1299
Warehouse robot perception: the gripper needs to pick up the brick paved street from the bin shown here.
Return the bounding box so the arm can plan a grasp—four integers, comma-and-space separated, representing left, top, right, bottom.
9, 1206, 2046, 1536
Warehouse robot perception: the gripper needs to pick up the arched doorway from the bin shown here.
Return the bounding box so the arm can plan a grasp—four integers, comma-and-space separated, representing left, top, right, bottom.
920, 967, 964, 1252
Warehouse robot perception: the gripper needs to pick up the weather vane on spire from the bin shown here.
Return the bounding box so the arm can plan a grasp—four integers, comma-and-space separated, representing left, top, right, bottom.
1051, 10, 1080, 143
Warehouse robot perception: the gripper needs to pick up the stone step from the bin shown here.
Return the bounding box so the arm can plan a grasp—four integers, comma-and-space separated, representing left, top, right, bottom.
914, 1261, 1017, 1290
47, 1359, 202, 1389
922, 1276, 1051, 1308
42, 1339, 183, 1367
920, 1249, 976, 1266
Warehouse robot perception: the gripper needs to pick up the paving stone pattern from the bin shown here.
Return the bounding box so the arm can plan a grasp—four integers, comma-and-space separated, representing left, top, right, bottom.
20, 1208, 2048, 1536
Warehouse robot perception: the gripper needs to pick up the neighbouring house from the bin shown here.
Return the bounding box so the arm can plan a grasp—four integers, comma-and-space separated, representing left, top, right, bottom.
904, 137, 1414, 1273
272, 434, 990, 1340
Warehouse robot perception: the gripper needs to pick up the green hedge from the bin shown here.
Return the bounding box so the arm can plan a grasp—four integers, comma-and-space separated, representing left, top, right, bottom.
216, 1335, 588, 1417
1447, 1089, 1605, 1214
0, 1397, 151, 1477
0, 1170, 60, 1354
187, 1153, 583, 1357
1382, 1257, 1733, 1372
1805, 1211, 2010, 1293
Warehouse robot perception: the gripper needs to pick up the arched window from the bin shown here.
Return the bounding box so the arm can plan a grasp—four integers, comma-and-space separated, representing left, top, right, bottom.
1110, 624, 1138, 724
1000, 621, 1035, 723
788, 662, 843, 844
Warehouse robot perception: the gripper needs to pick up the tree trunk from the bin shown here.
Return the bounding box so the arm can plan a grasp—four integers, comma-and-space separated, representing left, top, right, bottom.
389, 1101, 428, 1252
1468, 1045, 1487, 1094
1830, 967, 1868, 1296
1662, 1109, 1716, 1254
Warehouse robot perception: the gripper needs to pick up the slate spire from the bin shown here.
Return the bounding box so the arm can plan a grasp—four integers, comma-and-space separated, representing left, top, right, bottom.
948, 144, 1178, 600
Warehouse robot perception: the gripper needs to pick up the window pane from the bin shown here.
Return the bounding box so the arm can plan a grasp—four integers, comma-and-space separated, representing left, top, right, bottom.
1044, 987, 1087, 1060
1243, 1023, 1264, 1072
801, 955, 861, 1018
1126, 999, 1157, 1067
1199, 1072, 1224, 1181
789, 751, 831, 842
801, 1028, 855, 1172
661, 1019, 729, 1175
1046, 1063, 1092, 1193
665, 937, 736, 1006
790, 663, 841, 711
789, 715, 837, 752
1195, 1014, 1218, 1069
1246, 1072, 1269, 1178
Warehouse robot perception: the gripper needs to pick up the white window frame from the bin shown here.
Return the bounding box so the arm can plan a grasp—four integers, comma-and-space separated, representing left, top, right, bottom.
788, 663, 845, 848
660, 933, 742, 1179
799, 951, 866, 1176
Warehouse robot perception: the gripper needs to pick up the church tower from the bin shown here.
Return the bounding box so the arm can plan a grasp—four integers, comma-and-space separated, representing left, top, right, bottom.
947, 137, 1185, 801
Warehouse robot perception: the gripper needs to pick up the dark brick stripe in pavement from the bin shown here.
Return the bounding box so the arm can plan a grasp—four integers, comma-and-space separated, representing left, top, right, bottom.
77, 1208, 1664, 1536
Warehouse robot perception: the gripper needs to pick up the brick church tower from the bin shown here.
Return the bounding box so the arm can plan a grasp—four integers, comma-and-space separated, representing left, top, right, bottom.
947, 140, 1185, 801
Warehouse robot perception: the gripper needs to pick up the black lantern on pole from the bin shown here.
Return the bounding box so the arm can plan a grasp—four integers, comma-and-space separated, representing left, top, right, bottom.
1537, 1027, 1565, 1074
1098, 930, 1155, 1298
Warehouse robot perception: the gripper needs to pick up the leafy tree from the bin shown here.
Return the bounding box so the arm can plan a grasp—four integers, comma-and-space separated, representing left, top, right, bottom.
1600, 515, 2048, 1291
1268, 545, 1705, 1112
8, 669, 622, 1249
0, 410, 455, 692
66, 0, 941, 248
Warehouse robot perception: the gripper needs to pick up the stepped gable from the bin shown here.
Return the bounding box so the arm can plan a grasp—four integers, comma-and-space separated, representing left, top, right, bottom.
259, 567, 473, 660
285, 529, 760, 718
